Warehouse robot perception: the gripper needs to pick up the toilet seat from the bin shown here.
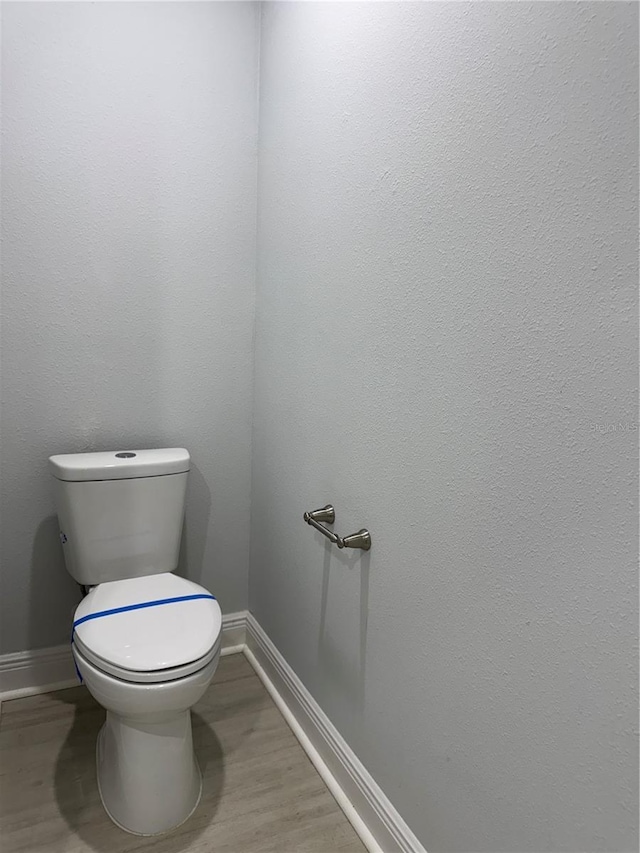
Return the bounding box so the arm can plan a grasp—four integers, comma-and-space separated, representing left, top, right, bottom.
73, 631, 222, 683
72, 574, 222, 684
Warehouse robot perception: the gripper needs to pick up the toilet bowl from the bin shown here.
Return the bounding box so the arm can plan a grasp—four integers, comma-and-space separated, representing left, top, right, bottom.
73, 645, 220, 836
49, 447, 222, 835
71, 573, 222, 836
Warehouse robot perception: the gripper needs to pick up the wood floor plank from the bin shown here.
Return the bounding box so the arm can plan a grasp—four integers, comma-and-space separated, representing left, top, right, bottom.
0, 654, 366, 853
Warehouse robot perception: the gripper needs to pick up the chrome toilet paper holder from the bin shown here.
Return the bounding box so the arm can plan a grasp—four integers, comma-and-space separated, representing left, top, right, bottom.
303, 505, 371, 551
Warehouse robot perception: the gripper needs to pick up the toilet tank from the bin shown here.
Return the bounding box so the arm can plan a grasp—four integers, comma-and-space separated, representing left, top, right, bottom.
49, 448, 190, 586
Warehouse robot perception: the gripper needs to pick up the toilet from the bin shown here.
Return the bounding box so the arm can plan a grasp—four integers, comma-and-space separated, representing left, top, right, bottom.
49, 448, 222, 836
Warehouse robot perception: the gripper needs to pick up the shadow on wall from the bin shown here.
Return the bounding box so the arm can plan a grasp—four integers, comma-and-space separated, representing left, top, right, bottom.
317, 539, 371, 716
177, 461, 211, 588
53, 688, 224, 850
28, 515, 82, 652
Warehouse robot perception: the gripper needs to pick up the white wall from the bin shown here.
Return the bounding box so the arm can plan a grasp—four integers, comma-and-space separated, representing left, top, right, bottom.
0, 2, 259, 653
1, 3, 637, 850
251, 3, 638, 852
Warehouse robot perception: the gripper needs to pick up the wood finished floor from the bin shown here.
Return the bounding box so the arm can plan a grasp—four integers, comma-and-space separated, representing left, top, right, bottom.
0, 654, 366, 853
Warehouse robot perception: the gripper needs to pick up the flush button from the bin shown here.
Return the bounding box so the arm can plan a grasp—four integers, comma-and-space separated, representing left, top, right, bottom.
115, 452, 136, 458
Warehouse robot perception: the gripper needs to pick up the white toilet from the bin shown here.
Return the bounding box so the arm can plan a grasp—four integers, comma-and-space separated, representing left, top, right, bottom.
49, 448, 222, 836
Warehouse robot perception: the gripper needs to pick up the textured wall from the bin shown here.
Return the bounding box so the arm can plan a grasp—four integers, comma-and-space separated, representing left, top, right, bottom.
0, 1, 259, 653
251, 3, 638, 852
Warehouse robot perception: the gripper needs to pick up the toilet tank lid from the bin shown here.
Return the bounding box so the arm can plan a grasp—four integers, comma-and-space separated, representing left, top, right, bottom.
49, 448, 190, 482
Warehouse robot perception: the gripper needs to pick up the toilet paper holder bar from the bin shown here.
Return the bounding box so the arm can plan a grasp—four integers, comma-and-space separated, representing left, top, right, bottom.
303, 505, 371, 551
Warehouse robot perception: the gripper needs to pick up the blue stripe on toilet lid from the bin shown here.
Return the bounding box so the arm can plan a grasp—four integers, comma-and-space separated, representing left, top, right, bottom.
72, 593, 215, 634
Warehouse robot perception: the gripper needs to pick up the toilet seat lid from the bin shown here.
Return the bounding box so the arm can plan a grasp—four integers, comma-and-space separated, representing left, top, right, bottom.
72, 574, 221, 673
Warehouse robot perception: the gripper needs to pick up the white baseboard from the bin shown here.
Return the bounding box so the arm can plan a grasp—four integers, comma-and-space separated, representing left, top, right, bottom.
219, 609, 247, 650
0, 610, 249, 702
0, 610, 424, 853
245, 613, 426, 853
0, 644, 78, 702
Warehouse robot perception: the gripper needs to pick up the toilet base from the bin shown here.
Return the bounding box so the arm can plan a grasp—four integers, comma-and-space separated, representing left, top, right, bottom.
96, 709, 202, 836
